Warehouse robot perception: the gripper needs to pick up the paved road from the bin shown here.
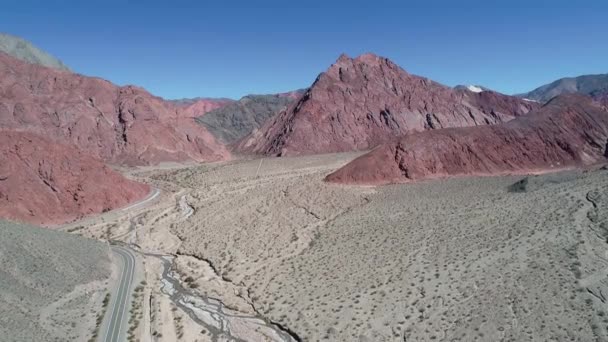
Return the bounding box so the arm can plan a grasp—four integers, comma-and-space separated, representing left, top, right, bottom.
122, 188, 160, 211
100, 246, 136, 342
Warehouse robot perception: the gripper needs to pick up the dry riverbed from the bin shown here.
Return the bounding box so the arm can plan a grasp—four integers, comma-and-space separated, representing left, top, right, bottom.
72, 153, 608, 341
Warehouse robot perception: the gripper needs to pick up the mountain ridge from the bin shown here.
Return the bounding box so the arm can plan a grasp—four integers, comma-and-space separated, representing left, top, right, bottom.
326, 94, 608, 185
0, 33, 69, 71
518, 73, 608, 103
236, 53, 539, 156
0, 52, 229, 166
196, 89, 306, 144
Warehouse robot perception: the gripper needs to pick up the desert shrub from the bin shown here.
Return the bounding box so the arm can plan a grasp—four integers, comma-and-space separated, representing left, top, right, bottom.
508, 177, 529, 193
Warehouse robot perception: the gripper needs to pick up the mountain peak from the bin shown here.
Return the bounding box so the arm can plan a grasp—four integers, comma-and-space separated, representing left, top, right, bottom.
354, 52, 382, 62
334, 52, 386, 66
236, 53, 537, 156
336, 53, 351, 62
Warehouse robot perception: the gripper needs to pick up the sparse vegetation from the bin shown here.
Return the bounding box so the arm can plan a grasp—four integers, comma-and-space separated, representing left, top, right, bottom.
0, 220, 111, 342
508, 176, 529, 193
149, 155, 608, 341
127, 281, 146, 341
89, 293, 111, 342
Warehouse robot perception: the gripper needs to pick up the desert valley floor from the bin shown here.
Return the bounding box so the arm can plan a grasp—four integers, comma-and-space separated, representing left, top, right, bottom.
63, 153, 608, 342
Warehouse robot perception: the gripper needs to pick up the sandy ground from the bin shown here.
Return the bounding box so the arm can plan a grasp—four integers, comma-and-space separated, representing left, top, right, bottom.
72, 153, 608, 341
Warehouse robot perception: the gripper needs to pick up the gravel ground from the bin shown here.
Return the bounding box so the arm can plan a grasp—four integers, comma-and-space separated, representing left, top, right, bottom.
70, 153, 608, 341
147, 155, 608, 341
0, 220, 111, 341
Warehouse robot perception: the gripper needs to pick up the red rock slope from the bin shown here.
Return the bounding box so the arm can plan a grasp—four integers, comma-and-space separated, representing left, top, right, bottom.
0, 131, 150, 225
174, 98, 235, 118
237, 53, 538, 156
0, 52, 229, 166
326, 94, 608, 185
594, 91, 608, 108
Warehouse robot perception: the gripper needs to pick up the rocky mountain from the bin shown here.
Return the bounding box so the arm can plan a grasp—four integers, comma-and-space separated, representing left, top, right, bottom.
0, 52, 229, 166
196, 89, 305, 144
0, 33, 69, 71
326, 94, 608, 185
593, 90, 608, 107
170, 97, 235, 118
0, 130, 150, 225
518, 73, 608, 103
236, 53, 538, 156
170, 97, 234, 106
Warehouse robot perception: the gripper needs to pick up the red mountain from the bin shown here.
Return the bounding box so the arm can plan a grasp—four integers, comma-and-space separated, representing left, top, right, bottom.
236, 53, 538, 156
0, 130, 150, 225
326, 94, 608, 185
0, 52, 229, 166
172, 98, 235, 118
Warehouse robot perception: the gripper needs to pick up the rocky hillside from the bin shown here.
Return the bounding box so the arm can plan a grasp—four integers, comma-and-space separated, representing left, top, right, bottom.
0, 220, 110, 341
0, 52, 229, 165
171, 97, 234, 118
196, 90, 305, 144
593, 90, 608, 107
236, 53, 538, 156
326, 94, 608, 185
0, 130, 150, 224
0, 33, 69, 71
518, 73, 608, 103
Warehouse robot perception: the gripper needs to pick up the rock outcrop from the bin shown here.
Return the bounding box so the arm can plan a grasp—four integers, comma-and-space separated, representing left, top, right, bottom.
326, 94, 608, 185
196, 90, 305, 144
0, 52, 229, 165
0, 131, 150, 225
236, 53, 538, 156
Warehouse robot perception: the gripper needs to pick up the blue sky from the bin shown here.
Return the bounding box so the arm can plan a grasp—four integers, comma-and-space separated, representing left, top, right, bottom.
2, 0, 606, 99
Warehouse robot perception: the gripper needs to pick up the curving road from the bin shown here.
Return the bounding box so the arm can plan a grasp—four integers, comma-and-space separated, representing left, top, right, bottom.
122, 188, 160, 211
100, 246, 136, 342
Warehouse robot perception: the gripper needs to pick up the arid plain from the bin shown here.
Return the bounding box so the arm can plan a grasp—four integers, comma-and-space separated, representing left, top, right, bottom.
68, 153, 608, 341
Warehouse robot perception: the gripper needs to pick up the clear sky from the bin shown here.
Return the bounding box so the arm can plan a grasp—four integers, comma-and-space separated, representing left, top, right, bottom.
2, 0, 606, 99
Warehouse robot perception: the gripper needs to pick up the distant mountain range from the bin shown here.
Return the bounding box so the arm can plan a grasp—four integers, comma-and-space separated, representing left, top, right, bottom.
0, 32, 607, 222
0, 33, 69, 71
169, 97, 235, 106
196, 90, 305, 144
517, 73, 608, 103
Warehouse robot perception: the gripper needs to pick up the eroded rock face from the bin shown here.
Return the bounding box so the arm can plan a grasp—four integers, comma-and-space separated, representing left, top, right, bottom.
0, 52, 229, 165
326, 94, 608, 185
236, 53, 538, 156
0, 131, 150, 225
